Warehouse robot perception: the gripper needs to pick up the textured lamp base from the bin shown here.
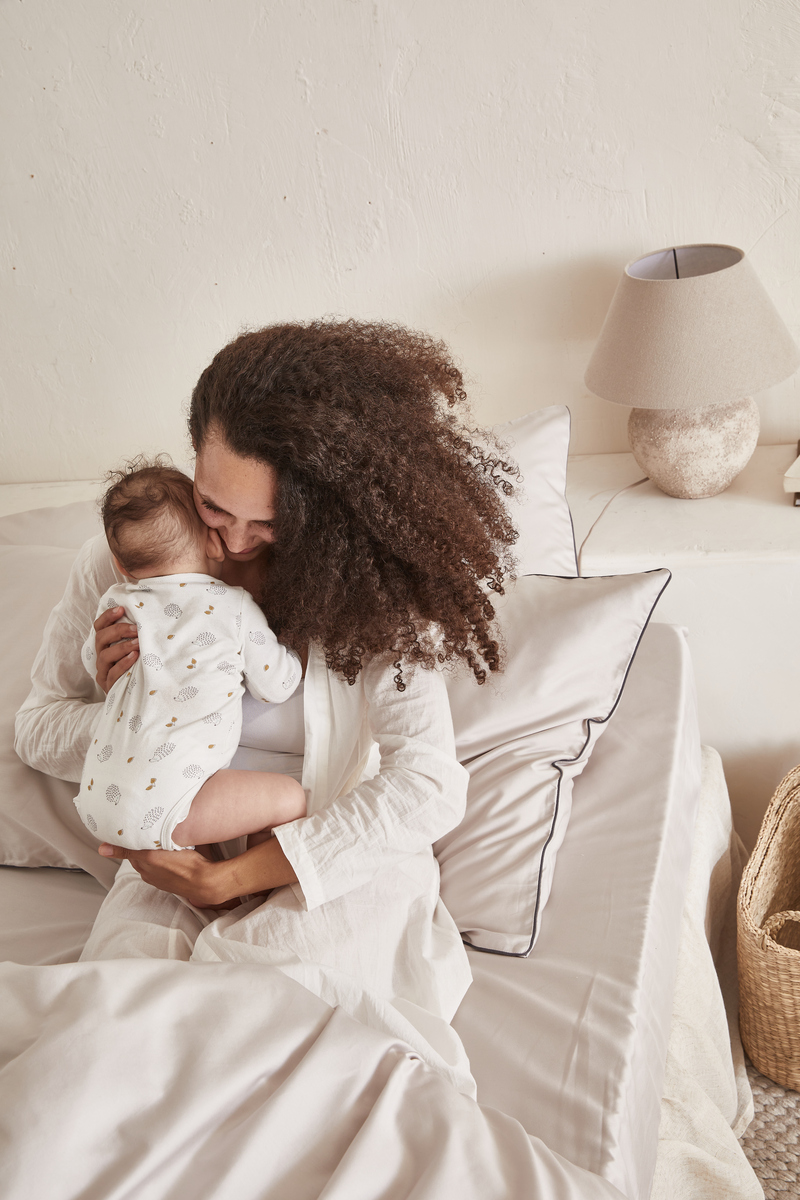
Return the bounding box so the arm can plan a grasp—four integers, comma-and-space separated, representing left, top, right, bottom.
627, 397, 760, 499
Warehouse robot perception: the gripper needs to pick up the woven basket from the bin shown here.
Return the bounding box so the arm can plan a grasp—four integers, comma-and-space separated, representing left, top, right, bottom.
738, 763, 800, 1090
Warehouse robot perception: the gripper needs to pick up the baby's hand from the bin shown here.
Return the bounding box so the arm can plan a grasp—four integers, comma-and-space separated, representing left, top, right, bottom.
94, 607, 139, 694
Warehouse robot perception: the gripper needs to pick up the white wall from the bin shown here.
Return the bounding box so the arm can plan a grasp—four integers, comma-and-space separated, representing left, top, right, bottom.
3, 0, 800, 482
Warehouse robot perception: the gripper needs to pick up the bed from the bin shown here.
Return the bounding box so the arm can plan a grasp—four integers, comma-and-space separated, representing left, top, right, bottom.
0, 411, 763, 1199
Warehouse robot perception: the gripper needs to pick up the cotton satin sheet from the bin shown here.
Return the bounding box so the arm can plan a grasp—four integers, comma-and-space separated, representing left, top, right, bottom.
0, 622, 754, 1198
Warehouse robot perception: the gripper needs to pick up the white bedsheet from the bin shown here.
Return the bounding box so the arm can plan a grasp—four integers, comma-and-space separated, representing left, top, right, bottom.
0, 865, 104, 964
0, 955, 627, 1200
454, 619, 702, 1197
0, 624, 761, 1198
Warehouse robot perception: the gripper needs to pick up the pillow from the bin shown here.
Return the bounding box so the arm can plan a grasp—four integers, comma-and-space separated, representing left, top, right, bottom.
0, 499, 102, 550
436, 569, 670, 956
492, 407, 577, 576
0, 544, 117, 887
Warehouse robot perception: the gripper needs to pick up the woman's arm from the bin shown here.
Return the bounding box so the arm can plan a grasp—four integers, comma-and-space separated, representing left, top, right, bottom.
274, 655, 468, 910
14, 536, 120, 782
97, 835, 297, 908
98, 653, 466, 907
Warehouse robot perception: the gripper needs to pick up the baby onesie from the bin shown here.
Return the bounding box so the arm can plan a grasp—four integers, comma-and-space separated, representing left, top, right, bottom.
74, 574, 301, 851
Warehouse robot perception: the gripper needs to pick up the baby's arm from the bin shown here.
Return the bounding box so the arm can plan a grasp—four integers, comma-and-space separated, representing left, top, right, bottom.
239, 592, 302, 704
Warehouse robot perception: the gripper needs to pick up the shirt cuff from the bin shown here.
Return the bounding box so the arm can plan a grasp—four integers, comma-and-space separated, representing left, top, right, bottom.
272, 820, 323, 911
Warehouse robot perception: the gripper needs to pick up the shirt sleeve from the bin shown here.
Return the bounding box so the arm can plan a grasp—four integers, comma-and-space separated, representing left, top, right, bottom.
14, 535, 118, 784
239, 591, 302, 704
273, 656, 468, 911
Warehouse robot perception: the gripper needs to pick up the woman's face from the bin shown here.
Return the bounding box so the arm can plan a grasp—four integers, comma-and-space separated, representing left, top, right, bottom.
193, 436, 278, 561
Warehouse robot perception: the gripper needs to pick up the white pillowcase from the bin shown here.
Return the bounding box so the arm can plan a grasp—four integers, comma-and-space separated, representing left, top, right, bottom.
0, 499, 102, 550
436, 569, 671, 956
0, 544, 117, 886
492, 407, 577, 577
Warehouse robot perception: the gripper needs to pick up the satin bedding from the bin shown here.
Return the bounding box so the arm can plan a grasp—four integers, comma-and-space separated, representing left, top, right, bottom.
0, 621, 758, 1199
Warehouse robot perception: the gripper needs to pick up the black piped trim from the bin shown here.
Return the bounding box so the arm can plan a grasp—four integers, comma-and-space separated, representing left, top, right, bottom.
463, 566, 673, 959
563, 406, 580, 576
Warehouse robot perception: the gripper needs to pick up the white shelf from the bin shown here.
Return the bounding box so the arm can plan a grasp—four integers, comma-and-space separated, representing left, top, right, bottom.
567, 443, 800, 851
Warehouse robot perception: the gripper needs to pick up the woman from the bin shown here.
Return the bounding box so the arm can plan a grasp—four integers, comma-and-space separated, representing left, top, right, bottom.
15, 320, 517, 1095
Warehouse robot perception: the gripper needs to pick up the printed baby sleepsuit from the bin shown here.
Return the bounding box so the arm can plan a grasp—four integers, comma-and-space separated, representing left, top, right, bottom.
75, 574, 301, 851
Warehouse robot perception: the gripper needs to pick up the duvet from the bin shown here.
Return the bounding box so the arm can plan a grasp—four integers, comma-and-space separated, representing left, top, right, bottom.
0, 952, 625, 1199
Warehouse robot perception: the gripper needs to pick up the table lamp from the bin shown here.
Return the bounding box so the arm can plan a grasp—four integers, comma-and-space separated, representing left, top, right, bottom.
584, 244, 800, 498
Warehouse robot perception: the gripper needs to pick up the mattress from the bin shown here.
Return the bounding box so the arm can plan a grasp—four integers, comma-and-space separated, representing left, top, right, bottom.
0, 619, 700, 1199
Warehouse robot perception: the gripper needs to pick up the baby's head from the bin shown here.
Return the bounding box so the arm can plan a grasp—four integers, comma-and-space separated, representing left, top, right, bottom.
101, 457, 224, 581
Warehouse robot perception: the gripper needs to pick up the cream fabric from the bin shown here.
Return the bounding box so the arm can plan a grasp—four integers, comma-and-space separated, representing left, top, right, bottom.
0, 625, 759, 1198
0, 866, 106, 965
453, 620, 702, 1198
239, 685, 306, 754
650, 745, 763, 1200
437, 569, 670, 954
492, 406, 578, 576
0, 955, 625, 1200
1, 543, 117, 883
15, 536, 123, 786
0, 496, 102, 549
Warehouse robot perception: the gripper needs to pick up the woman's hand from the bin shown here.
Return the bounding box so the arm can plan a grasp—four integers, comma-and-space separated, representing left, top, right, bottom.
98, 836, 298, 906
94, 607, 139, 694
98, 843, 235, 909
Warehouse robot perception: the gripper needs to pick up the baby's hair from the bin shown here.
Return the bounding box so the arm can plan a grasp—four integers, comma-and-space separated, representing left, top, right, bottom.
101, 455, 203, 575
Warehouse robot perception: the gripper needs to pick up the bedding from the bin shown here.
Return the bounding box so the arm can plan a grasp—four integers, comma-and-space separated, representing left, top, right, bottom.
0, 622, 760, 1199
0, 495, 102, 548
438, 568, 670, 955
0, 450, 761, 1198
0, 957, 624, 1200
453, 619, 701, 1196
0, 543, 117, 881
492, 406, 578, 576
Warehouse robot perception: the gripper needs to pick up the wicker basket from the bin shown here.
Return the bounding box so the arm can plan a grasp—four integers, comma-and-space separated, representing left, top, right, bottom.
738, 763, 800, 1090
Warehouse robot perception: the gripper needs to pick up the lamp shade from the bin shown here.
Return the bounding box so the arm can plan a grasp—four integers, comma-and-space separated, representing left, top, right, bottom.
585, 244, 800, 409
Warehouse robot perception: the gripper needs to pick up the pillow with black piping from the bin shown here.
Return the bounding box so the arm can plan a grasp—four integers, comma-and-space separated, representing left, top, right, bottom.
491, 407, 578, 577
436, 568, 670, 956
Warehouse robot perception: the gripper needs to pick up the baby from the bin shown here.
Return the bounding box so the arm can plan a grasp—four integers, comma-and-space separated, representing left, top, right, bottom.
74, 458, 306, 855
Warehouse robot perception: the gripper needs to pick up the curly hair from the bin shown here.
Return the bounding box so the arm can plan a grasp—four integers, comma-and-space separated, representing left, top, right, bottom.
189, 319, 519, 687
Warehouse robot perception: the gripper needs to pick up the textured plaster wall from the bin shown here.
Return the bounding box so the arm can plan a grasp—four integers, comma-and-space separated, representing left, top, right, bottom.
3, 0, 800, 481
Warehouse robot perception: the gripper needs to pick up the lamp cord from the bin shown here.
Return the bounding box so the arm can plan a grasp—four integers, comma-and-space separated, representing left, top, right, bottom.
577, 477, 649, 573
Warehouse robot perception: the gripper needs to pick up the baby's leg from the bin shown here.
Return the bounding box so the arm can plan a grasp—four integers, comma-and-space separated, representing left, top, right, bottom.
172, 770, 306, 849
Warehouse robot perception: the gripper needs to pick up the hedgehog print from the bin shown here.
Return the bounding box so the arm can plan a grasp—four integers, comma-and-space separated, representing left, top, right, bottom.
149, 743, 175, 763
